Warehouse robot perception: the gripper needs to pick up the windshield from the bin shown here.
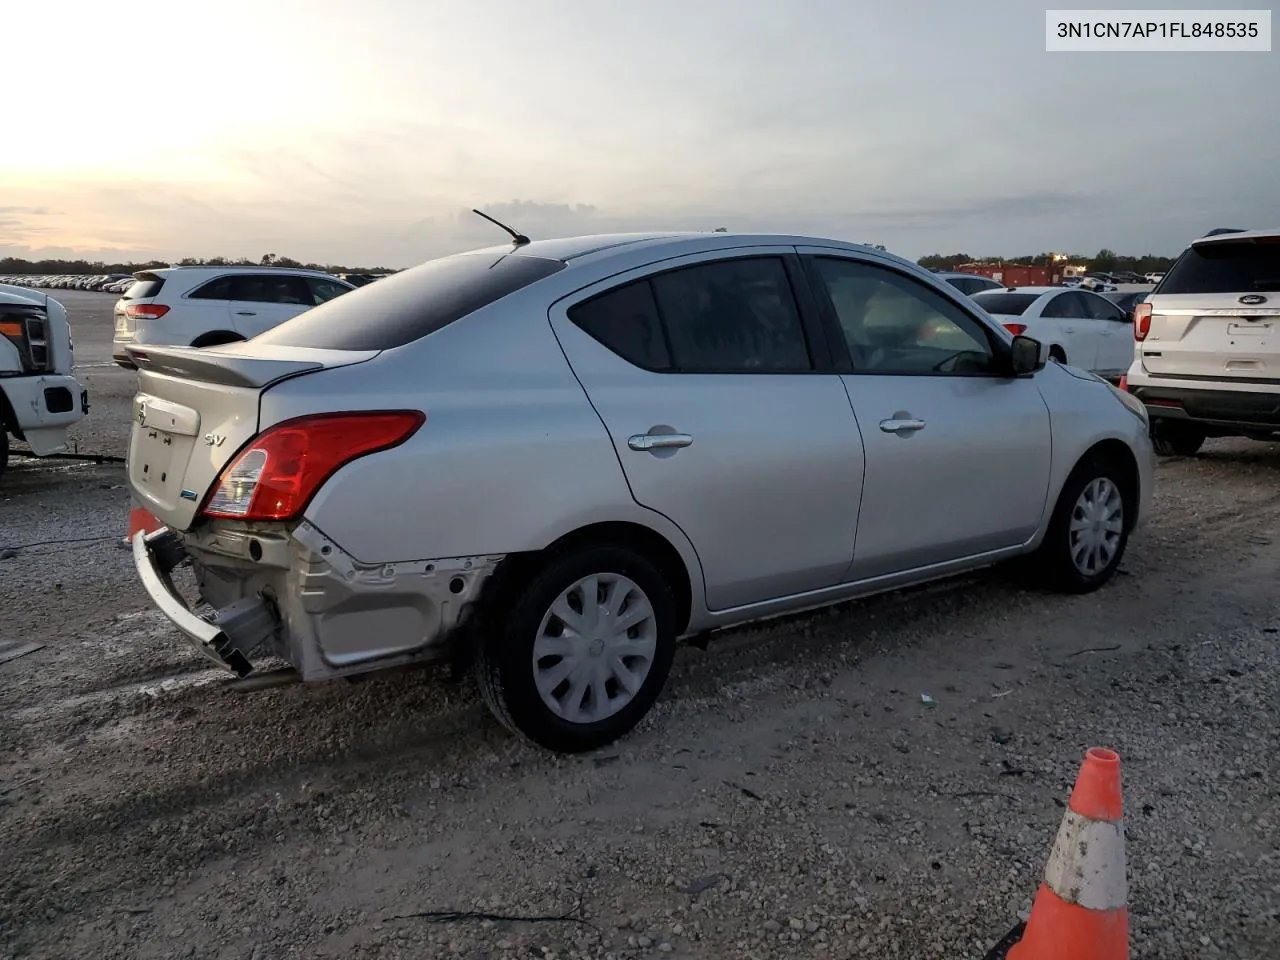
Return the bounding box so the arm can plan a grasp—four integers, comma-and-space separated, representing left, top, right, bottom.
1159, 239, 1280, 294
971, 292, 1040, 316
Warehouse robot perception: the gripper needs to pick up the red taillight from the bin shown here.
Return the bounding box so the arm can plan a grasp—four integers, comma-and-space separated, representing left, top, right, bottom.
1002, 322, 1027, 336
125, 303, 170, 320
1118, 374, 1128, 392
1133, 303, 1152, 341
202, 411, 426, 522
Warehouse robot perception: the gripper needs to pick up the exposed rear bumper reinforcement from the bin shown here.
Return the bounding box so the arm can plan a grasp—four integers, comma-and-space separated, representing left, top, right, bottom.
132, 528, 277, 677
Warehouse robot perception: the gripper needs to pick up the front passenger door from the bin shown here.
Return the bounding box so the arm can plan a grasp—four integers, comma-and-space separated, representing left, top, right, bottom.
800, 250, 1052, 581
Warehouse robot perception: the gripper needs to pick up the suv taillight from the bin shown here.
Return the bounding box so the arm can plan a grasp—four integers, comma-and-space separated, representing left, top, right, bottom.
1133, 302, 1152, 341
202, 411, 426, 522
125, 304, 170, 320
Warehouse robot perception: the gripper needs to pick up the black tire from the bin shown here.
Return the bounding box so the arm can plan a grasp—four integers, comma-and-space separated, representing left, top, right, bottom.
1048, 346, 1067, 364
475, 544, 678, 753
0, 429, 8, 480
1151, 423, 1206, 457
1033, 453, 1132, 594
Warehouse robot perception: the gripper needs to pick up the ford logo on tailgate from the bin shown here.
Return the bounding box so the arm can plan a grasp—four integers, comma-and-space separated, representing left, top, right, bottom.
1239, 294, 1268, 305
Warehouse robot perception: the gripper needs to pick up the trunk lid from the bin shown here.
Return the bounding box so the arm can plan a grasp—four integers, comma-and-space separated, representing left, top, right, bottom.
128, 343, 377, 530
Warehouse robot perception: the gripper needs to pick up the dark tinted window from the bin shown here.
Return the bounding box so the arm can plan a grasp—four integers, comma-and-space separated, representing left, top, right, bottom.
971, 292, 1039, 316
1160, 239, 1280, 294
189, 276, 232, 300
649, 258, 811, 371
812, 257, 995, 375
569, 280, 672, 370
254, 253, 566, 351
230, 274, 311, 305
1080, 292, 1126, 320
122, 277, 165, 300
307, 277, 353, 304
1041, 292, 1087, 318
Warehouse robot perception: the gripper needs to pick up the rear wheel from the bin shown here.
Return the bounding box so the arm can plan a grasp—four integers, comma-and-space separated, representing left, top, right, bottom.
1033, 454, 1131, 593
0, 430, 8, 480
1048, 346, 1067, 364
475, 545, 677, 753
1151, 422, 1206, 457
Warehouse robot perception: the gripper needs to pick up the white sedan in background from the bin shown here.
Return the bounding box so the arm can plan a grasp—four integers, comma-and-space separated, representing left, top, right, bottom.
970, 286, 1134, 381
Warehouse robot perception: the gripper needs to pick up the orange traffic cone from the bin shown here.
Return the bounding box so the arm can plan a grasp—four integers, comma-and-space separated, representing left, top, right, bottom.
1008, 747, 1129, 960
123, 499, 163, 546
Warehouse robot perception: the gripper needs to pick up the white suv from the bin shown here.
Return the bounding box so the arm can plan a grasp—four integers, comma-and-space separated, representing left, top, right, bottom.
1125, 228, 1280, 455
113, 266, 355, 367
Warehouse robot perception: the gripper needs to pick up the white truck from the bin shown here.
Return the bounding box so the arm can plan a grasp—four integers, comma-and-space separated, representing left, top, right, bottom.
0, 284, 89, 477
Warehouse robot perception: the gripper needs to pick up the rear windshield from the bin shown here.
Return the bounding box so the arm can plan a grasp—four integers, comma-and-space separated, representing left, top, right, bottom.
971, 292, 1039, 316
252, 253, 566, 351
1159, 239, 1280, 294
123, 277, 165, 300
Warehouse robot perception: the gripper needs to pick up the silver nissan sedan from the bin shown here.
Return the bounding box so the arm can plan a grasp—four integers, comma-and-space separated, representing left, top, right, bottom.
126, 231, 1155, 752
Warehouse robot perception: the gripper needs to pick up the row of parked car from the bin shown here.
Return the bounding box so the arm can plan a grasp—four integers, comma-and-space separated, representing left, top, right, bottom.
0, 274, 138, 294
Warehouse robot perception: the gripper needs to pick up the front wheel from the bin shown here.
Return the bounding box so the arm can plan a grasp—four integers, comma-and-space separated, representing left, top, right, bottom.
1033, 455, 1132, 593
475, 545, 678, 753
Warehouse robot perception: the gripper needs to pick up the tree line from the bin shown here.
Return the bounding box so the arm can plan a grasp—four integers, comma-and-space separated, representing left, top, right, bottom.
916, 249, 1177, 274
0, 253, 396, 276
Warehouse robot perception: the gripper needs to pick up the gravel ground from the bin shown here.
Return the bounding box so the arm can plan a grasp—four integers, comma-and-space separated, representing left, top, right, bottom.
2, 292, 1278, 959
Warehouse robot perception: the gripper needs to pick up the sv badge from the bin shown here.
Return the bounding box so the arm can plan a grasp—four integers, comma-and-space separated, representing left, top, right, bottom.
203, 433, 227, 447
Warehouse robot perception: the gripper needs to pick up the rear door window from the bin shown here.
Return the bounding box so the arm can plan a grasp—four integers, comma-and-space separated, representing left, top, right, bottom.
253, 253, 566, 351
1041, 292, 1088, 319
1160, 239, 1280, 294
189, 276, 232, 300
230, 275, 312, 305
649, 257, 812, 372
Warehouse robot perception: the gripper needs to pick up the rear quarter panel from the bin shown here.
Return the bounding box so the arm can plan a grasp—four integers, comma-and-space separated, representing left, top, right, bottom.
278, 299, 705, 590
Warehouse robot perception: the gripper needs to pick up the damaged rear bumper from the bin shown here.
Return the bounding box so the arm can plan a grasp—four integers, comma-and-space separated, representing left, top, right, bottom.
133, 521, 505, 682
131, 528, 276, 677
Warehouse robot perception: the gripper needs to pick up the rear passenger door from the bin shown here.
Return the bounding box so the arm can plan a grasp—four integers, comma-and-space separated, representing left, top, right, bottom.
548, 250, 865, 611
228, 274, 315, 338
1038, 292, 1096, 367
181, 276, 236, 341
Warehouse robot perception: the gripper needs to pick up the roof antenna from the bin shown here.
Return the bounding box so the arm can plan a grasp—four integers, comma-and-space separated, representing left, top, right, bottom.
472, 208, 530, 246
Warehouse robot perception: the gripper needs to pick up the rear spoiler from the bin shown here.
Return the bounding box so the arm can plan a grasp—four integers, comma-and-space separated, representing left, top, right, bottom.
126, 343, 378, 389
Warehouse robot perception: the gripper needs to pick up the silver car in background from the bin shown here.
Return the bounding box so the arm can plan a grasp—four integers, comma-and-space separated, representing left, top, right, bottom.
127, 232, 1155, 752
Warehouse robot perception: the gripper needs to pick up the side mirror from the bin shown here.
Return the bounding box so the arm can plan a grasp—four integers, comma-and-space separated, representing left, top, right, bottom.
1009, 334, 1045, 376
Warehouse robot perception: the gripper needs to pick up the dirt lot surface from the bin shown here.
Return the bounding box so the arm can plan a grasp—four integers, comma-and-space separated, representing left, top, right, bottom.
2, 291, 1278, 959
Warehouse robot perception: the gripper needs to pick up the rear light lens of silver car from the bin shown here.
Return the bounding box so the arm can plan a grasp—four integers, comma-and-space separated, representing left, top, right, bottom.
124, 304, 170, 320
1133, 302, 1152, 341
1002, 322, 1027, 335
202, 411, 426, 522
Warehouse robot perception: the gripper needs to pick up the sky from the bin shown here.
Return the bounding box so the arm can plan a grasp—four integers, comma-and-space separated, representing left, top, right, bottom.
4, 0, 1278, 267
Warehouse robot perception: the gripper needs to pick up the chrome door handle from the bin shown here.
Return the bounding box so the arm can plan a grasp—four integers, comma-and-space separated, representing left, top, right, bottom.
235, 311, 257, 316
879, 418, 926, 434
628, 433, 693, 451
